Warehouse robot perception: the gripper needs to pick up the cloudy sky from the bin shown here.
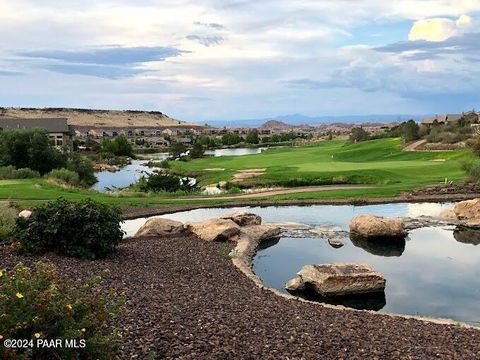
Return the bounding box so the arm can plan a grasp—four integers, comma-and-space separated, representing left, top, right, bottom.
1, 0, 479, 122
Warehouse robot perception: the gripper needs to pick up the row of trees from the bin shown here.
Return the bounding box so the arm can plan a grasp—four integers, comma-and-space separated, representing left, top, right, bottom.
0, 129, 97, 186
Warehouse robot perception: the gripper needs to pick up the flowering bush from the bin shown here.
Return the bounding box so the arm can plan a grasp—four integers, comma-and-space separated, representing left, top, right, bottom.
14, 198, 124, 260
0, 262, 124, 359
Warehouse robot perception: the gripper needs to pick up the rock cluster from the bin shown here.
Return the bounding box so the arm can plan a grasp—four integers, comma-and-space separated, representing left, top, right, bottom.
135, 212, 281, 247
286, 263, 386, 297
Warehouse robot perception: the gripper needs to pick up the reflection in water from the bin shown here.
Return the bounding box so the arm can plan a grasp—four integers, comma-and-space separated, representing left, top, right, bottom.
205, 147, 266, 157
350, 235, 406, 257
289, 286, 386, 311
93, 160, 154, 192
453, 227, 480, 246
121, 202, 480, 324
257, 237, 281, 251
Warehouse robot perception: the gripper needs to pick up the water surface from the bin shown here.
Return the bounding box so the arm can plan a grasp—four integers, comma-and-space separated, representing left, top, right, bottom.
121, 203, 480, 324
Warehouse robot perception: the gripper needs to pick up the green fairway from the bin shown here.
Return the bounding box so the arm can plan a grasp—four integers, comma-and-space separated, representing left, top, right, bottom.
170, 138, 467, 188
0, 138, 469, 207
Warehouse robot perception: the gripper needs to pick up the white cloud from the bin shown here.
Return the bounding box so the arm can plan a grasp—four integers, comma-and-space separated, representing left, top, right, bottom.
408, 15, 474, 41
1, 1, 480, 120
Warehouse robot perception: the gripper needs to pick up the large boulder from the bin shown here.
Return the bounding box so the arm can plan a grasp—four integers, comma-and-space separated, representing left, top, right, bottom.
453, 199, 480, 224
135, 218, 185, 237
286, 263, 386, 297
349, 215, 406, 238
186, 219, 240, 242
240, 224, 281, 241
221, 211, 262, 226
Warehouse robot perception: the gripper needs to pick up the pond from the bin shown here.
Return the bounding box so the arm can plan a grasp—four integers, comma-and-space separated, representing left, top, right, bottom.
205, 147, 267, 157
122, 203, 480, 325
93, 148, 266, 191
93, 160, 156, 192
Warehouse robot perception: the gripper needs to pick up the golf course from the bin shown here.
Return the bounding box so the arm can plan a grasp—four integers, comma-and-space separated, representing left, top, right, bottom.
0, 138, 469, 207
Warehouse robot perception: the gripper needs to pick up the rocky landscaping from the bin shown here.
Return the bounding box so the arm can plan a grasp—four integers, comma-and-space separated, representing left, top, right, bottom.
2, 219, 480, 358
4, 201, 480, 358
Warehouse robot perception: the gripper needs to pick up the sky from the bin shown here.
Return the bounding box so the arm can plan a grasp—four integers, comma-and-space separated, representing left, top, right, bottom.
0, 0, 480, 122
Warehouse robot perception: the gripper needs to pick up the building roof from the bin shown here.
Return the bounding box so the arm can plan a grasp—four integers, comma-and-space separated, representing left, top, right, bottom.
0, 118, 70, 133
422, 115, 447, 124
446, 114, 463, 122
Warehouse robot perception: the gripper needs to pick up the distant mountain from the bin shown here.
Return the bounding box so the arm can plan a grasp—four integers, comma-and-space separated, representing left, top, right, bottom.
206, 113, 424, 128
259, 120, 294, 130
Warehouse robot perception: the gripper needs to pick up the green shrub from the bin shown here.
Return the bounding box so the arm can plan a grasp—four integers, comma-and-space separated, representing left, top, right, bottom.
14, 198, 124, 259
0, 205, 17, 244
66, 152, 97, 186
461, 159, 480, 180
136, 173, 196, 193
47, 168, 80, 185
15, 168, 41, 179
0, 166, 40, 180
0, 262, 124, 360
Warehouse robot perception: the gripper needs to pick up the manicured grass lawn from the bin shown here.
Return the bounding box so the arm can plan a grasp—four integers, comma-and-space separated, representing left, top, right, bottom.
0, 138, 469, 207
170, 138, 467, 187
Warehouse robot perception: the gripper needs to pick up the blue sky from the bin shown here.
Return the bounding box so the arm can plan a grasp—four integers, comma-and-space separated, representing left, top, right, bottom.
0, 1, 479, 122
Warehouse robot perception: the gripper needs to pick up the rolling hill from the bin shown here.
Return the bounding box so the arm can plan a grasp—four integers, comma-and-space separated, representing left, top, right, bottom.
0, 107, 202, 128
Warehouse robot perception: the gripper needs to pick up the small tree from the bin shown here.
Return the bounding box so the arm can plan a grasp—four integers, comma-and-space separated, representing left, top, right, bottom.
101, 135, 133, 157
221, 133, 243, 146
401, 120, 420, 142
169, 141, 187, 158
245, 129, 260, 144
349, 127, 370, 143
189, 142, 204, 159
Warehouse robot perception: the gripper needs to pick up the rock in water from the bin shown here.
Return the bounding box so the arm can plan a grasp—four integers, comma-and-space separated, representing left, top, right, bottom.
328, 238, 344, 248
286, 263, 386, 297
285, 276, 305, 292
350, 215, 406, 238
453, 199, 480, 225
186, 219, 240, 242
135, 218, 185, 237
221, 211, 262, 226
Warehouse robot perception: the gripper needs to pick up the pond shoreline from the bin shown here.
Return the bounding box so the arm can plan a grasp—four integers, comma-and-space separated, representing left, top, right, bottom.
230, 219, 479, 329
121, 192, 480, 219
2, 233, 479, 358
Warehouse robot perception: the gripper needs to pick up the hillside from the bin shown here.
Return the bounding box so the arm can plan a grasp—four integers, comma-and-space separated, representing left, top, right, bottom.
0, 107, 202, 128
259, 120, 293, 130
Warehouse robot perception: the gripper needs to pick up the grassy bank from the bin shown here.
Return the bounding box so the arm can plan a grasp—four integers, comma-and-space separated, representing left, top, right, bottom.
0, 138, 470, 207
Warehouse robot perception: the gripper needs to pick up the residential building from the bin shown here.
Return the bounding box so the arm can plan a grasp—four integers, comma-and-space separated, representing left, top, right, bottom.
0, 117, 72, 147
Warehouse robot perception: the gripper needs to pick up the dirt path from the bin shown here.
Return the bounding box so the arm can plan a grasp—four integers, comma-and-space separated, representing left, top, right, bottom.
403, 139, 427, 151
171, 184, 371, 201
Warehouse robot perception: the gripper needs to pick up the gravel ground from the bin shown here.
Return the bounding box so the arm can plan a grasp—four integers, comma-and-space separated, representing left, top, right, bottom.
2, 235, 480, 359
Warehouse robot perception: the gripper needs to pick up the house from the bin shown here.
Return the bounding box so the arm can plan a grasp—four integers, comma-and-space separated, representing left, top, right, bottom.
422, 114, 448, 126
0, 117, 72, 147
422, 113, 465, 126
